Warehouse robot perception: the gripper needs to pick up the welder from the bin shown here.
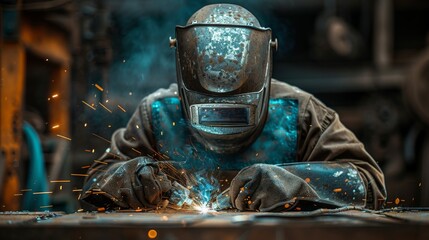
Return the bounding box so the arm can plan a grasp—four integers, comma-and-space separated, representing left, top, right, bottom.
80, 4, 386, 212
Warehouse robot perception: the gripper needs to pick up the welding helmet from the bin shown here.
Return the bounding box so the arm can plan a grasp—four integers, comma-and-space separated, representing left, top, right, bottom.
171, 4, 277, 153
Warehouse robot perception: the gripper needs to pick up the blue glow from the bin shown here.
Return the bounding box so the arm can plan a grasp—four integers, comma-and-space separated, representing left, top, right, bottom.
190, 171, 219, 206
151, 97, 299, 171
169, 171, 220, 209
282, 162, 366, 206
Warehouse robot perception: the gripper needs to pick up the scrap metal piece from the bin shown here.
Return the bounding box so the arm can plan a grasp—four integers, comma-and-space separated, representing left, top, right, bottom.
212, 189, 232, 210
169, 181, 194, 208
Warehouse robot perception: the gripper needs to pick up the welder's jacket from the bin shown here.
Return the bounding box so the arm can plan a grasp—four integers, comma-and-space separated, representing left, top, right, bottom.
80, 79, 386, 211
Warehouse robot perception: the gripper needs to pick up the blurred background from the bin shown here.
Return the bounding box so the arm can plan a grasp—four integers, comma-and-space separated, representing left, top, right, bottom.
0, 0, 428, 213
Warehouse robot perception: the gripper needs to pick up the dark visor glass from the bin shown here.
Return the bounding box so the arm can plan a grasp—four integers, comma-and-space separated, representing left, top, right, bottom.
198, 107, 250, 126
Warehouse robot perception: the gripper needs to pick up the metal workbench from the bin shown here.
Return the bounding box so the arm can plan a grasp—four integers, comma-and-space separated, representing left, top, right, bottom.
1, 207, 429, 240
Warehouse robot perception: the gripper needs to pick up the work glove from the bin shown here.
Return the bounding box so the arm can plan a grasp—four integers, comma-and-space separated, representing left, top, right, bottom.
134, 159, 172, 207
81, 156, 172, 210
230, 163, 318, 212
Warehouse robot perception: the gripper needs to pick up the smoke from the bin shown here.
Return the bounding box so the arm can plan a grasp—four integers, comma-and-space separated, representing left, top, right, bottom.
107, 0, 205, 103
169, 169, 220, 210
83, 0, 294, 135
189, 170, 220, 206
105, 0, 291, 102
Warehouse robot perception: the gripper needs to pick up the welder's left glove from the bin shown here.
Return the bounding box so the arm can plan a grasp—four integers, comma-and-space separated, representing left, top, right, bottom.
80, 157, 172, 210
230, 163, 319, 212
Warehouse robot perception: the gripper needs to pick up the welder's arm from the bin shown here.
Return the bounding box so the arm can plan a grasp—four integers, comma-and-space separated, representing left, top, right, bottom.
298, 97, 387, 209
228, 162, 366, 212
80, 98, 172, 210
80, 156, 172, 210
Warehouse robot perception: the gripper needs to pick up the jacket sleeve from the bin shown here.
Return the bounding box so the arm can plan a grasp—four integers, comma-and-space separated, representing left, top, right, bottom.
296, 96, 387, 209
79, 96, 169, 211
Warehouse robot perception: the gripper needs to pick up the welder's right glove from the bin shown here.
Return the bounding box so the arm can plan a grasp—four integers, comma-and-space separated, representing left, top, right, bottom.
229, 163, 318, 212
80, 157, 172, 210
135, 159, 172, 207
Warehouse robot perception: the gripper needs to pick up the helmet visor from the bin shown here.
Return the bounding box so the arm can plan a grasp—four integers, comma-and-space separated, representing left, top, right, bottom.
176, 24, 272, 95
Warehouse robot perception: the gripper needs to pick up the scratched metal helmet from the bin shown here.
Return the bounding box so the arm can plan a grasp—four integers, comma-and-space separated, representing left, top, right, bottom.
171, 4, 277, 153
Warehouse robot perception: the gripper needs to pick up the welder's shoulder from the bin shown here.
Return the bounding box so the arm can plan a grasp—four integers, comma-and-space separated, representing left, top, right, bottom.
270, 78, 313, 102
142, 83, 179, 106
270, 79, 334, 114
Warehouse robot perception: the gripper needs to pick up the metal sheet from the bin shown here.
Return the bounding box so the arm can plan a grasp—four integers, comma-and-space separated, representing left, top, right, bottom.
1, 209, 429, 240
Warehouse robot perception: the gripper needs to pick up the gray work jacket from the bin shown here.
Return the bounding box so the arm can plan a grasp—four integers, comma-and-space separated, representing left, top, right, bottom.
80, 79, 386, 211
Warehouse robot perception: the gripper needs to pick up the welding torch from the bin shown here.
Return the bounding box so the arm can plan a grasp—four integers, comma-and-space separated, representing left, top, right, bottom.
151, 160, 234, 211
168, 182, 233, 211
211, 188, 233, 210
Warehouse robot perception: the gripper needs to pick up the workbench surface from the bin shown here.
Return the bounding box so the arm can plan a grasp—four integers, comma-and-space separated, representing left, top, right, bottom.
1, 208, 428, 240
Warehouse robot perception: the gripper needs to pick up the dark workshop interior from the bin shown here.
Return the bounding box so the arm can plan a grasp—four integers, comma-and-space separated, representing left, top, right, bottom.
1, 0, 429, 239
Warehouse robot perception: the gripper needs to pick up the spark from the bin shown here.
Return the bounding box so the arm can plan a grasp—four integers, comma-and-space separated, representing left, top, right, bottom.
148, 229, 157, 239
333, 188, 342, 193
81, 165, 91, 169
99, 102, 112, 113
117, 104, 126, 112
52, 125, 60, 129
73, 189, 83, 192
94, 160, 108, 165
94, 84, 104, 92
195, 204, 210, 214
84, 123, 88, 127
57, 134, 72, 141
40, 205, 53, 208
33, 191, 53, 195
82, 100, 96, 110
60, 185, 63, 190
132, 148, 141, 155
52, 94, 58, 98
50, 180, 71, 183
129, 92, 133, 95
91, 133, 111, 143
46, 58, 49, 61
91, 191, 106, 195
71, 173, 89, 177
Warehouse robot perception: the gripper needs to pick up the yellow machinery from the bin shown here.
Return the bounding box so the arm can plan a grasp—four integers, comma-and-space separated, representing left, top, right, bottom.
0, 4, 71, 210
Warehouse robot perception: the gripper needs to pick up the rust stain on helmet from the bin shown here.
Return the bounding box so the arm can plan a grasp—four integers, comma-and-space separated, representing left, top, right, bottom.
187, 4, 261, 27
